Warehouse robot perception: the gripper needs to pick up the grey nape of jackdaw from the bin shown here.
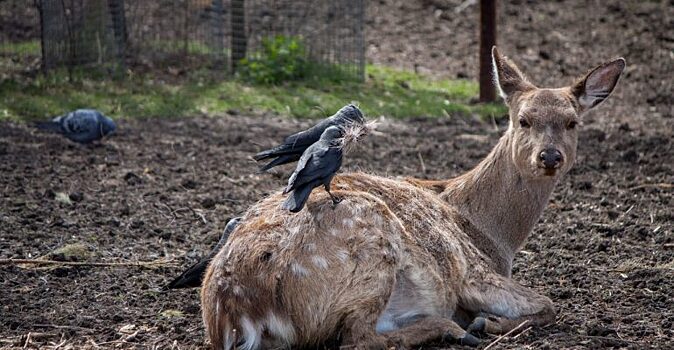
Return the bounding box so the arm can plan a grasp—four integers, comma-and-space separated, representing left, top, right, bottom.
35, 109, 116, 144
165, 217, 242, 290
281, 126, 345, 213
254, 104, 365, 172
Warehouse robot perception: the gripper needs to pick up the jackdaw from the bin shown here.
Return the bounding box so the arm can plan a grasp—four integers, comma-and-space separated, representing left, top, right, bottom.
165, 217, 242, 289
254, 104, 364, 172
281, 126, 344, 213
35, 109, 116, 144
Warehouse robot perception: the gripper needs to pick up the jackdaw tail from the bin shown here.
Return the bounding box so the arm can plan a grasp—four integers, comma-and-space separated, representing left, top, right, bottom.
281, 180, 321, 213
35, 121, 63, 133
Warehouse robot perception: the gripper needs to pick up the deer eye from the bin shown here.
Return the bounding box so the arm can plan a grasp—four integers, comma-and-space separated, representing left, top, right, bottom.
567, 120, 578, 129
519, 118, 531, 128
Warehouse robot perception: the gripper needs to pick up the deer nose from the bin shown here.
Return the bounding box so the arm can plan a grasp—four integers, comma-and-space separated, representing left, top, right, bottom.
539, 148, 563, 169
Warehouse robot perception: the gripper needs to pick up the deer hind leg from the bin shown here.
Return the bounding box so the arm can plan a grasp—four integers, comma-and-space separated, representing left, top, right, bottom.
459, 273, 556, 335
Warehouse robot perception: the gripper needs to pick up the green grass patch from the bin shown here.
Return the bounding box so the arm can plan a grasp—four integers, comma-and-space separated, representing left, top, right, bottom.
0, 40, 41, 56
0, 65, 506, 122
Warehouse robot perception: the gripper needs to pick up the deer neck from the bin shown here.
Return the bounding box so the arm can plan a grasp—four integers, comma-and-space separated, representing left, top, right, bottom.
441, 131, 558, 273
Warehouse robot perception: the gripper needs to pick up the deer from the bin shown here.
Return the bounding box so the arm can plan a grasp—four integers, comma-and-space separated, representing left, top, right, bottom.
200, 47, 625, 349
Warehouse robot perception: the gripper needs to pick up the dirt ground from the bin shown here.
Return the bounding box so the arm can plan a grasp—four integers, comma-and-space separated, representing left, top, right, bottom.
1, 0, 672, 349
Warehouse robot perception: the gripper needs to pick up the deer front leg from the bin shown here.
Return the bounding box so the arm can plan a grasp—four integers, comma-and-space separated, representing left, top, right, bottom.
459, 273, 556, 335
380, 316, 480, 349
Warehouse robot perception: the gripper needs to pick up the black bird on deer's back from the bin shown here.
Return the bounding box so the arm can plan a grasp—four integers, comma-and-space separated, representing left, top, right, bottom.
254, 104, 364, 172
281, 126, 344, 213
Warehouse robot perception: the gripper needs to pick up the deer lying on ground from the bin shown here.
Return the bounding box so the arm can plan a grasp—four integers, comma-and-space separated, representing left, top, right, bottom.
201, 47, 625, 349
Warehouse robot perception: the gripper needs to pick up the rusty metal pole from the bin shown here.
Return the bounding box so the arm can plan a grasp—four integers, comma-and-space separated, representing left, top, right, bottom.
479, 0, 497, 102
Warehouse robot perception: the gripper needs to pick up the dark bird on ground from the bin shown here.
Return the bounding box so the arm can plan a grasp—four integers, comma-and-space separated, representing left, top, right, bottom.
166, 217, 242, 289
35, 109, 116, 144
254, 104, 364, 172
281, 126, 344, 213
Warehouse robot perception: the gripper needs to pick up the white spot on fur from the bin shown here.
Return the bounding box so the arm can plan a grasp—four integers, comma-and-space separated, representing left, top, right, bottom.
311, 255, 329, 270
315, 212, 324, 221
329, 228, 341, 236
336, 250, 349, 262
233, 285, 244, 296
288, 226, 300, 236
342, 218, 354, 228
372, 214, 383, 227
375, 317, 397, 333
265, 312, 296, 344
291, 262, 309, 277
240, 315, 262, 350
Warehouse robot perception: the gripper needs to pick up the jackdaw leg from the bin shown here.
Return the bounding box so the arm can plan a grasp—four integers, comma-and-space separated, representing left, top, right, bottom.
324, 183, 342, 207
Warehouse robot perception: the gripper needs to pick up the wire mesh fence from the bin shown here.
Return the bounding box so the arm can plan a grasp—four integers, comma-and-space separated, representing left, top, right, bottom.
0, 0, 365, 80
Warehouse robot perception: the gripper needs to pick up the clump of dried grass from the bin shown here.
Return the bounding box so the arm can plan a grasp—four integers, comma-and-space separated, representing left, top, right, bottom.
341, 120, 378, 153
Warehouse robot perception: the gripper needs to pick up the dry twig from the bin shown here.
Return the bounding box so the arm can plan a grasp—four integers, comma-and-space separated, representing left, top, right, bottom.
0, 258, 175, 267
629, 183, 672, 191
483, 320, 530, 350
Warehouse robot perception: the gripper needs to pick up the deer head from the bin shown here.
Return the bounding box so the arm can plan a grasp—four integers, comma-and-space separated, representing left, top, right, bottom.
491, 47, 625, 179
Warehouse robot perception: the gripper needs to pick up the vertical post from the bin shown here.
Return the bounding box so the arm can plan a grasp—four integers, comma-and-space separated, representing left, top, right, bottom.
183, 0, 190, 55
35, 0, 47, 73
211, 0, 225, 69
230, 0, 246, 73
357, 0, 365, 81
479, 0, 497, 102
109, 0, 127, 75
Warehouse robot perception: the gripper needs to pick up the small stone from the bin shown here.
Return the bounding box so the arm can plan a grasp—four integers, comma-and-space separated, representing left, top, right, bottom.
597, 240, 610, 252
124, 172, 142, 185
621, 150, 639, 163
69, 192, 84, 202
130, 220, 144, 229
618, 123, 631, 132
181, 179, 199, 190
201, 197, 216, 209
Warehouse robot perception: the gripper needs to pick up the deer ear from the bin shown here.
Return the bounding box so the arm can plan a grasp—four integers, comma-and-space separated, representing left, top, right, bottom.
571, 58, 625, 112
491, 47, 535, 102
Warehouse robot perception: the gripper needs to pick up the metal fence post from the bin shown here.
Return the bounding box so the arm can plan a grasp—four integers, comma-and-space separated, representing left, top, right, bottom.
230, 0, 246, 73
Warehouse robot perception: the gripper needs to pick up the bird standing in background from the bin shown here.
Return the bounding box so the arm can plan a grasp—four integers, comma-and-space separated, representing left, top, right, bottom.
254, 104, 364, 172
35, 109, 116, 144
166, 217, 242, 289
281, 126, 344, 213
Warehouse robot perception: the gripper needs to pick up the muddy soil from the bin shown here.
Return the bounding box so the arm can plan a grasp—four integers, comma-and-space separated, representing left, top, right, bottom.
1, 112, 672, 349
1, 0, 672, 349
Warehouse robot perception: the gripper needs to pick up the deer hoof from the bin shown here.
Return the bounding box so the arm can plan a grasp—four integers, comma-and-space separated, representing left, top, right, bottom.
442, 330, 480, 347
458, 332, 481, 347
466, 316, 487, 334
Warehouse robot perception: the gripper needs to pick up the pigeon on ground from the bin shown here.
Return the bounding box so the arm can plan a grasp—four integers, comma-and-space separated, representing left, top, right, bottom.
166, 217, 242, 289
254, 104, 364, 172
35, 109, 116, 144
281, 126, 344, 213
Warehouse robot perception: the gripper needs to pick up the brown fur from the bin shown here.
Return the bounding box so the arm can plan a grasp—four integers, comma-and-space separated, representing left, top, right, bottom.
201, 49, 625, 349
